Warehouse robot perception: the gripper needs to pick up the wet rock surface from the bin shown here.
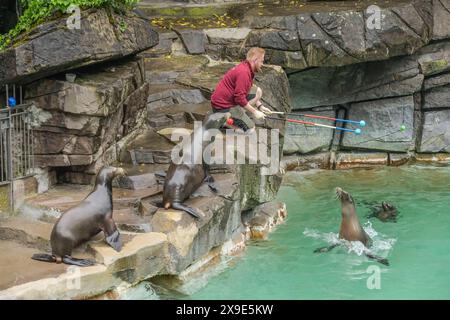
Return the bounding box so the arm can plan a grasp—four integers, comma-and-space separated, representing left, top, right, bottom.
26, 57, 147, 180
288, 40, 450, 156
242, 201, 287, 240
0, 8, 158, 85
342, 96, 416, 152
204, 0, 433, 69
283, 109, 335, 154
419, 110, 450, 153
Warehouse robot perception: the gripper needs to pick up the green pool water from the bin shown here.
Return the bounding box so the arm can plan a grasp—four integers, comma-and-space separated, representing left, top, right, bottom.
127, 165, 450, 300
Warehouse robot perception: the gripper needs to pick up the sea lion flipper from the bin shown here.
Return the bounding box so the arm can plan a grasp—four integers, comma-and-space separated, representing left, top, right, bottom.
208, 183, 218, 193
366, 212, 375, 219
314, 244, 339, 253
365, 253, 390, 266
31, 253, 57, 263
62, 256, 96, 267
155, 171, 167, 179
172, 202, 202, 219
105, 229, 122, 252
204, 175, 218, 193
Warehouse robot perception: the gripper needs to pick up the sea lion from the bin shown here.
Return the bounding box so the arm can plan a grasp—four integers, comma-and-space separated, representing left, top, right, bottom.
32, 166, 126, 267
163, 112, 231, 218
366, 201, 398, 222
314, 187, 389, 266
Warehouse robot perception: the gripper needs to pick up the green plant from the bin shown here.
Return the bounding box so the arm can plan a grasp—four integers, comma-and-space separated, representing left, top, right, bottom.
119, 19, 127, 32
0, 0, 138, 51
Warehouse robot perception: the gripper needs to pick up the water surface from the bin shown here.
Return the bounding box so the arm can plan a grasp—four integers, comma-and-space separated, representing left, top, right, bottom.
127, 165, 450, 300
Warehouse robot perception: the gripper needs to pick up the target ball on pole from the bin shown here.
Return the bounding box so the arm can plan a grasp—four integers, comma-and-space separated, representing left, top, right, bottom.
8, 97, 16, 107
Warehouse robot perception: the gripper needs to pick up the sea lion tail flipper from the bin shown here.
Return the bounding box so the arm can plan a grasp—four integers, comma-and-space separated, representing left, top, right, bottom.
155, 171, 167, 179
314, 244, 339, 253
204, 175, 218, 193
208, 183, 218, 193
105, 229, 122, 252
31, 253, 57, 263
365, 253, 390, 266
62, 255, 96, 267
172, 202, 202, 219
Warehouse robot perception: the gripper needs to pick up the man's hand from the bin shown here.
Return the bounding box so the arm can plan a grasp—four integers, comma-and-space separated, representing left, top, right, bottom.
254, 110, 266, 120
259, 105, 272, 114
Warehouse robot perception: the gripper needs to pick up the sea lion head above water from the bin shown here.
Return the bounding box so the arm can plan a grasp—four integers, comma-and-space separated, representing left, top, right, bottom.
381, 201, 396, 213
313, 187, 390, 266
335, 187, 356, 217
335, 187, 371, 246
374, 201, 398, 222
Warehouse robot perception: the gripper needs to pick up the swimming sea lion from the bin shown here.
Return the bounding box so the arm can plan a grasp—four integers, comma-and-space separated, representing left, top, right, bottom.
32, 166, 126, 267
314, 187, 389, 266
367, 201, 398, 222
163, 112, 231, 218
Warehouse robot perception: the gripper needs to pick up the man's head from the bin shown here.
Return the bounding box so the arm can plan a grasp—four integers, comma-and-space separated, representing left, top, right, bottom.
246, 47, 265, 73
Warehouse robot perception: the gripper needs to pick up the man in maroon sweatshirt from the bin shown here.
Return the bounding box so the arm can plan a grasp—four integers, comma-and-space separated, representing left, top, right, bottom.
211, 47, 272, 133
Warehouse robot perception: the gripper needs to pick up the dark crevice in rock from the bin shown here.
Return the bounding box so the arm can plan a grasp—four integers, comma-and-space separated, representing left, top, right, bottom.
410, 1, 433, 38
422, 106, 450, 112
344, 93, 416, 107
335, 106, 348, 151
362, 10, 369, 53
295, 16, 308, 69
353, 72, 421, 96
387, 152, 392, 165
428, 38, 450, 47
25, 87, 68, 100
414, 92, 424, 151
309, 13, 361, 64
438, 0, 450, 15
390, 8, 423, 40
285, 66, 317, 76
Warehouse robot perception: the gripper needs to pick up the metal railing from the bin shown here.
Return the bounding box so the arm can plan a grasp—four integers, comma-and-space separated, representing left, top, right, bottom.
1, 84, 34, 211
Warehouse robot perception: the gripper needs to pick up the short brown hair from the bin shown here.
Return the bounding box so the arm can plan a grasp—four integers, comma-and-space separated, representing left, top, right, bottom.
246, 47, 265, 60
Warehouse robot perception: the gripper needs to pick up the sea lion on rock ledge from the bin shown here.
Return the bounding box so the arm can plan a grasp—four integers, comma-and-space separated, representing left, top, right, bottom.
162, 112, 231, 219
314, 187, 390, 266
32, 166, 126, 267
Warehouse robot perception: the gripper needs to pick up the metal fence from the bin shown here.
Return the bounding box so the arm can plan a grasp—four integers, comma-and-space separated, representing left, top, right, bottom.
1, 84, 34, 211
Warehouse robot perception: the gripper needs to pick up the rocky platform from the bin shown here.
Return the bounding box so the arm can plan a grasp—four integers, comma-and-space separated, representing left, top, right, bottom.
0, 161, 287, 299
0, 24, 291, 297
138, 0, 448, 69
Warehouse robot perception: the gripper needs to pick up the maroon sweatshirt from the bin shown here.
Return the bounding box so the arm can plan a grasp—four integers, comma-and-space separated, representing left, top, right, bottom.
211, 60, 254, 110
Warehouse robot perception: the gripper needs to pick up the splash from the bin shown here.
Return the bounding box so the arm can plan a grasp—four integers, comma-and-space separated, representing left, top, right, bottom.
303, 228, 340, 245
304, 222, 396, 258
